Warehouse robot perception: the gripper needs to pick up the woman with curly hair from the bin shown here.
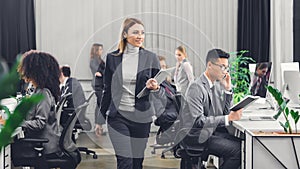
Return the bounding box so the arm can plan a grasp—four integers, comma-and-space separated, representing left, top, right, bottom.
17, 50, 62, 157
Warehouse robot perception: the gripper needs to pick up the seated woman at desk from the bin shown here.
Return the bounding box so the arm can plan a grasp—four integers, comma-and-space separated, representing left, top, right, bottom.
17, 50, 62, 157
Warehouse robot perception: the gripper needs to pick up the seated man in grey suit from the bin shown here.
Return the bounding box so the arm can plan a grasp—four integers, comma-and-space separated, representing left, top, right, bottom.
59, 65, 86, 126
181, 49, 243, 169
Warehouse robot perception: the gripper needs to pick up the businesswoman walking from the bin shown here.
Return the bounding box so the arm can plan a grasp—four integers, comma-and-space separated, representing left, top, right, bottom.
95, 18, 160, 169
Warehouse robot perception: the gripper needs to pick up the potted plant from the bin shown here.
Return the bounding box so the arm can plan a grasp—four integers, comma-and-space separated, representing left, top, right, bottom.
229, 50, 255, 104
0, 58, 43, 151
267, 85, 300, 134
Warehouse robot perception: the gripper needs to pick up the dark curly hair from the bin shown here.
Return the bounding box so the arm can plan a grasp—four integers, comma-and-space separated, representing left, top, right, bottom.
18, 50, 61, 102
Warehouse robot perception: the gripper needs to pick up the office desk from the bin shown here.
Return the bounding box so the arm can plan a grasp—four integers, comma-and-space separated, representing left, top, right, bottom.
232, 107, 300, 169
0, 127, 23, 169
0, 98, 21, 169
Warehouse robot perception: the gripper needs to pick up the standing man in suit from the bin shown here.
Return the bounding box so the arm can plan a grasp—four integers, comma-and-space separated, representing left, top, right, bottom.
181, 49, 243, 169
59, 65, 86, 126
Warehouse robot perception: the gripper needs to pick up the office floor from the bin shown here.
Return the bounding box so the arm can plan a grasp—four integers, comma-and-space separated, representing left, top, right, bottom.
76, 131, 181, 169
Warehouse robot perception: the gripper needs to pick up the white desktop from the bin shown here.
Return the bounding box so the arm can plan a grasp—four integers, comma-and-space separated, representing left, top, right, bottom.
283, 71, 300, 107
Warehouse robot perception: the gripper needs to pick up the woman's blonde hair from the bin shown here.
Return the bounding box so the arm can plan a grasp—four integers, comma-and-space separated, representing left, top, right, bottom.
116, 18, 144, 55
176, 45, 188, 58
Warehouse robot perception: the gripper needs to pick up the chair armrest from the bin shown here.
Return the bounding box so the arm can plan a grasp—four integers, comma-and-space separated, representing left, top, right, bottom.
18, 138, 49, 144
63, 108, 76, 116
14, 138, 49, 156
63, 107, 75, 112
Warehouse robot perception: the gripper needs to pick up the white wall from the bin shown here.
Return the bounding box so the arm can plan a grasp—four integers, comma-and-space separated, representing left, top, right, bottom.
34, 0, 238, 80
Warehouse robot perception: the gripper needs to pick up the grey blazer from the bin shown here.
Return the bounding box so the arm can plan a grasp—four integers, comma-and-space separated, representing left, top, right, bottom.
22, 88, 61, 155
174, 59, 194, 95
181, 73, 232, 132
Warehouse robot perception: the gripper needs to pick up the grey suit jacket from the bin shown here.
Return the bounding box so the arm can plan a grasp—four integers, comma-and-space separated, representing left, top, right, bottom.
181, 73, 232, 132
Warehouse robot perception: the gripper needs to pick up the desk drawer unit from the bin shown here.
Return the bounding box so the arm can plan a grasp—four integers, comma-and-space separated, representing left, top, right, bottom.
0, 147, 3, 169
4, 145, 11, 169
0, 144, 11, 169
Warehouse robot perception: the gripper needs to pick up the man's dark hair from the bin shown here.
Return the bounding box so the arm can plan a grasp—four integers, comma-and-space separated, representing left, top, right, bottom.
206, 48, 230, 65
256, 62, 268, 70
61, 66, 71, 77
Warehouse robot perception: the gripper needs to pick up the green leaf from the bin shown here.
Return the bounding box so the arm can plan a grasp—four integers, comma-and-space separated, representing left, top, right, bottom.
0, 64, 20, 101
0, 94, 44, 149
285, 107, 290, 117
273, 109, 282, 120
267, 86, 286, 108
291, 110, 300, 124
279, 121, 288, 133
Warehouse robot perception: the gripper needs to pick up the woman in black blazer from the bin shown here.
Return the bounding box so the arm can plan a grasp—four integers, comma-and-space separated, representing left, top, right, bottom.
95, 18, 160, 169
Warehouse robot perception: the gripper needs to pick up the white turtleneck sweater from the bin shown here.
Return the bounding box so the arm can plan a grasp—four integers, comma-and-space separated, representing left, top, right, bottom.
119, 43, 139, 112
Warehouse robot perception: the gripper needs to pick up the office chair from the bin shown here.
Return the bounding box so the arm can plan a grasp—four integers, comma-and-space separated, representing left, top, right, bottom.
74, 91, 98, 159
174, 128, 209, 169
12, 103, 89, 169
151, 93, 182, 158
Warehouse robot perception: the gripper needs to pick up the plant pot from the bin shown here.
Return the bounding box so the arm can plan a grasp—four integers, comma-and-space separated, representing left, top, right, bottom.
253, 131, 300, 136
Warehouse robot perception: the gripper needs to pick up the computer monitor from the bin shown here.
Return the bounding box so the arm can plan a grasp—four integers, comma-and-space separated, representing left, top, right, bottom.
280, 62, 299, 87
249, 62, 272, 98
283, 71, 300, 105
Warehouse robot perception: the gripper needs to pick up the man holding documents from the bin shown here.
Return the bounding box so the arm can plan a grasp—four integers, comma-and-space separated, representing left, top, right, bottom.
181, 49, 243, 169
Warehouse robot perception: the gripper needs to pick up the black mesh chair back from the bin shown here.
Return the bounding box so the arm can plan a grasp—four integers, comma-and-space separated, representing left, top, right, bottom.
62, 103, 89, 152
86, 90, 95, 103
47, 102, 89, 169
76, 91, 95, 131
56, 92, 72, 127
74, 91, 98, 159
174, 128, 210, 169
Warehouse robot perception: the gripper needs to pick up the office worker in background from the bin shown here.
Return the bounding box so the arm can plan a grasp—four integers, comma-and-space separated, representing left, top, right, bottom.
181, 49, 243, 169
90, 43, 106, 122
90, 43, 104, 90
158, 55, 172, 83
174, 45, 194, 95
94, 18, 160, 169
250, 62, 269, 97
59, 65, 86, 126
17, 50, 62, 157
